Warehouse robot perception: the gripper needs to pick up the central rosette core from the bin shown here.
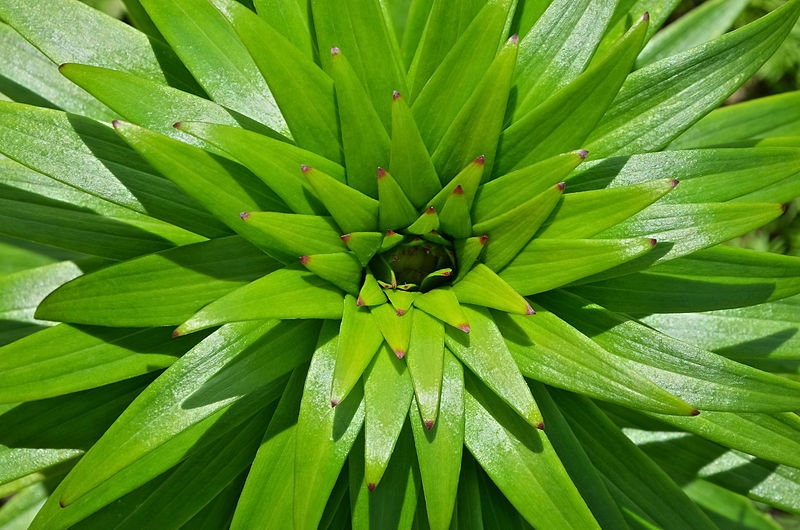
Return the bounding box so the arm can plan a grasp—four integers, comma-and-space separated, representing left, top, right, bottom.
372, 236, 457, 292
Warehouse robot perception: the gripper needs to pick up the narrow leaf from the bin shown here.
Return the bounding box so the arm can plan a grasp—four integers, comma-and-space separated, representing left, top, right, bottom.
300, 252, 363, 296
241, 212, 346, 257
302, 165, 380, 234
371, 302, 413, 358
438, 185, 473, 239
453, 236, 487, 282
413, 288, 470, 332
358, 271, 387, 307
378, 167, 419, 230
426, 156, 485, 213
453, 264, 533, 315
407, 310, 445, 428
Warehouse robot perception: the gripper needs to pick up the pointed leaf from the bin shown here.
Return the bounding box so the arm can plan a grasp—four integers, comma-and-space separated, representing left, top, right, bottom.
378, 167, 419, 230
331, 295, 385, 406
358, 271, 387, 307
501, 238, 656, 296
175, 268, 344, 335
407, 310, 445, 427
385, 290, 420, 315
427, 156, 485, 212
389, 91, 441, 208
300, 252, 363, 295
371, 302, 413, 358
343, 232, 384, 266
413, 288, 470, 332
453, 236, 487, 282
241, 213, 347, 257
494, 307, 694, 415
438, 185, 473, 239
586, 0, 800, 157
364, 345, 414, 488
452, 264, 533, 315
252, 0, 313, 57
295, 320, 365, 529
406, 207, 440, 235
410, 350, 463, 530
302, 165, 380, 234
475, 182, 564, 271
432, 35, 518, 178
446, 306, 542, 428
0, 260, 87, 325
463, 374, 601, 530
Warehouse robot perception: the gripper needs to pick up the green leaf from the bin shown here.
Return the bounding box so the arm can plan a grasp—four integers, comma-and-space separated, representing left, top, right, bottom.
295, 320, 365, 529
452, 264, 533, 315
453, 236, 487, 282
229, 366, 306, 530
252, 0, 314, 58
495, 13, 648, 173
570, 246, 800, 313
540, 290, 800, 413
301, 165, 380, 234
586, 0, 800, 157
240, 212, 347, 257
438, 185, 473, 239
636, 0, 749, 67
537, 179, 677, 242
33, 320, 314, 528
331, 295, 385, 406
175, 268, 344, 335
426, 156, 485, 212
371, 302, 413, 358
363, 345, 414, 488
446, 306, 542, 428
511, 0, 617, 120
0, 0, 201, 93
0, 260, 92, 324
670, 91, 800, 149
0, 448, 80, 490
432, 35, 518, 179
36, 236, 279, 327
213, 0, 341, 162
494, 308, 695, 415
0, 102, 227, 238
413, 288, 470, 332
474, 182, 564, 271
501, 238, 656, 295
683, 480, 782, 530
552, 389, 717, 530
139, 0, 287, 133
344, 232, 384, 267
389, 91, 441, 209
463, 374, 600, 530
407, 309, 445, 428
410, 350, 463, 530
300, 252, 362, 296
406, 206, 440, 235
378, 167, 419, 230
0, 325, 196, 403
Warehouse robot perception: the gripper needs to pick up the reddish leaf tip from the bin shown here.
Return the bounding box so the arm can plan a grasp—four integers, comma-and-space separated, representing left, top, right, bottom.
367, 483, 377, 492
526, 303, 536, 315
299, 255, 311, 266
59, 498, 67, 508
478, 235, 489, 246
396, 308, 406, 316
58, 63, 67, 71
537, 422, 545, 430
649, 238, 658, 247
171, 328, 182, 338
475, 155, 486, 165
356, 296, 365, 306
691, 408, 700, 416
341, 233, 352, 243
577, 149, 589, 160
392, 90, 402, 101
386, 229, 397, 236
395, 349, 406, 359
239, 211, 250, 221
300, 164, 311, 174
331, 46, 341, 56
557, 181, 566, 192
458, 324, 471, 333
331, 399, 340, 408
111, 119, 122, 129
642, 11, 650, 21
453, 185, 465, 195
377, 167, 387, 179
509, 34, 519, 44
426, 206, 436, 214
671, 179, 680, 188
424, 419, 434, 430
782, 203, 789, 213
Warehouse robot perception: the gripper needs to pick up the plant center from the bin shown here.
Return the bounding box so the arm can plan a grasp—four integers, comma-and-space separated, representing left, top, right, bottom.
374, 239, 457, 291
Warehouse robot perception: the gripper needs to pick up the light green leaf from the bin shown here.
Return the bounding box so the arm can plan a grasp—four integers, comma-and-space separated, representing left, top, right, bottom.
501, 238, 656, 295
552, 389, 717, 530
495, 13, 647, 173
331, 295, 385, 406
446, 306, 542, 428
413, 288, 470, 332
464, 375, 600, 530
407, 309, 445, 428
586, 0, 800, 157
36, 236, 279, 327
426, 156, 485, 212
295, 320, 365, 530
683, 479, 782, 530
569, 246, 800, 313
541, 290, 800, 413
252, 0, 314, 58
345, 232, 384, 268
670, 91, 800, 149
213, 0, 341, 162
140, 0, 287, 133
300, 252, 362, 295
302, 165, 380, 234
240, 213, 347, 257
438, 185, 473, 239
410, 350, 463, 530
494, 308, 695, 415
175, 268, 344, 335
0, 260, 92, 324
0, 0, 201, 93
636, 0, 749, 67
371, 302, 413, 358
0, 325, 196, 403
364, 345, 414, 488
378, 168, 419, 230
0, 447, 81, 490
453, 264, 533, 315
454, 236, 487, 282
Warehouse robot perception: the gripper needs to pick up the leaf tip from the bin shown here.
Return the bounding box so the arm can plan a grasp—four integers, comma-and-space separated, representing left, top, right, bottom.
557, 181, 566, 192
111, 119, 122, 129
57, 63, 67, 71
173, 121, 182, 129
239, 211, 251, 221
367, 483, 377, 492
59, 497, 67, 508
691, 408, 700, 416
526, 303, 536, 315
475, 155, 486, 165
300, 164, 311, 174
395, 349, 405, 359
537, 421, 545, 430
479, 234, 489, 246
386, 229, 397, 236
425, 206, 436, 215
396, 308, 406, 316
671, 179, 680, 189
424, 419, 434, 430
377, 167, 387, 179
577, 149, 589, 160
331, 399, 340, 408
509, 34, 519, 45
331, 46, 341, 56
392, 90, 402, 101
453, 185, 464, 196
171, 327, 183, 338
458, 323, 471, 333
341, 233, 352, 243
356, 296, 365, 306
649, 238, 658, 247
642, 11, 650, 22
299, 255, 311, 266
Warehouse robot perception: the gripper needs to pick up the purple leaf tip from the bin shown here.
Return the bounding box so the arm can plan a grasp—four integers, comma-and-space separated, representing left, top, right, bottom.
557, 182, 566, 192
526, 303, 536, 315
377, 167, 387, 179
331, 399, 340, 408
239, 211, 250, 221
510, 34, 519, 44
357, 296, 365, 306
537, 422, 545, 430
331, 46, 341, 56
341, 233, 352, 243
642, 11, 650, 22
299, 256, 310, 266
578, 149, 589, 160
396, 308, 406, 316
479, 235, 488, 246
424, 419, 434, 430
671, 179, 680, 188
458, 324, 471, 333
426, 206, 436, 214
475, 155, 486, 165
367, 483, 376, 492
300, 164, 311, 174
649, 238, 658, 247
392, 90, 401, 101
171, 328, 182, 338
173, 122, 182, 129
395, 349, 405, 359
691, 409, 700, 416
453, 185, 464, 195
112, 120, 122, 129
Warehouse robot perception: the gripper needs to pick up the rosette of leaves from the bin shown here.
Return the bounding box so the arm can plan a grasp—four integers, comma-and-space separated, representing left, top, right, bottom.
2, 0, 800, 528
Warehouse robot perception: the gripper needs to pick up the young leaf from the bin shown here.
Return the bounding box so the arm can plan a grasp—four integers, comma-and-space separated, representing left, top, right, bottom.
370, 302, 413, 358
301, 165, 380, 234
426, 156, 485, 212
438, 185, 473, 239
358, 271, 387, 307
300, 252, 363, 296
377, 167, 419, 230
453, 236, 487, 282
241, 213, 346, 257
452, 264, 533, 315
407, 309, 445, 428
343, 232, 384, 267
413, 288, 470, 333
